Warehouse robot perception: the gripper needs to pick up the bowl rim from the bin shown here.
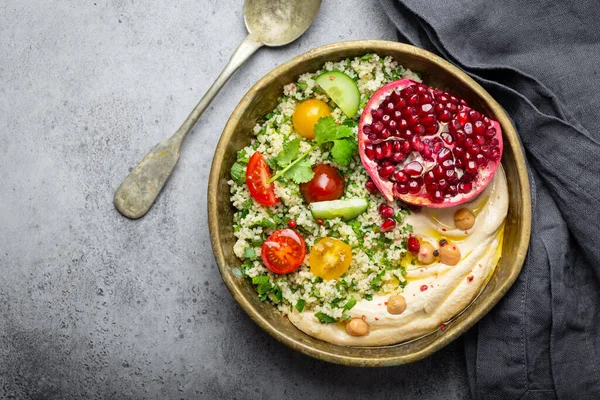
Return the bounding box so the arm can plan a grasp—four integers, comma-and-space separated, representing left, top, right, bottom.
208, 40, 531, 366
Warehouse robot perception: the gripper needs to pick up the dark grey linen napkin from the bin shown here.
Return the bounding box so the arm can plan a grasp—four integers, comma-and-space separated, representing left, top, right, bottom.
378, 0, 600, 398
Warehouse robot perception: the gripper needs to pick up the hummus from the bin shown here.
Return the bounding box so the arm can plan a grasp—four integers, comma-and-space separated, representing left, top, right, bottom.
288, 166, 509, 346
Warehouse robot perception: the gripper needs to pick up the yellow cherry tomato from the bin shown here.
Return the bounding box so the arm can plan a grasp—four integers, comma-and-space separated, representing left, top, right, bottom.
308, 237, 352, 280
292, 99, 331, 139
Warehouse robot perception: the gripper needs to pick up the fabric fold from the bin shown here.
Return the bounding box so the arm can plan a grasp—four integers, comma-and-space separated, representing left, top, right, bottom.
379, 0, 600, 398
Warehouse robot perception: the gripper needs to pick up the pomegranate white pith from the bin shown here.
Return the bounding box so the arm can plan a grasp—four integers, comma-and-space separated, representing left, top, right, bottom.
358, 79, 503, 207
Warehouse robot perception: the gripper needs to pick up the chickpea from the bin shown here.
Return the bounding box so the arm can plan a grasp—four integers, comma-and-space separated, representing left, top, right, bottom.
454, 208, 475, 230
346, 317, 370, 336
417, 242, 436, 265
387, 295, 407, 315
439, 239, 461, 265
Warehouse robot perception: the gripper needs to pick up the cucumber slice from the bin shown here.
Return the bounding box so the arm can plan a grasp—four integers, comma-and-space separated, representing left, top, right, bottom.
310, 199, 368, 221
315, 71, 361, 118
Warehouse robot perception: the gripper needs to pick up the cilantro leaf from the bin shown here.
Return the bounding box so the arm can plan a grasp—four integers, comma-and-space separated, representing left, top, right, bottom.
252, 275, 269, 285
330, 139, 356, 167
284, 158, 314, 184
295, 299, 305, 313
315, 312, 338, 324
230, 162, 246, 184
277, 138, 301, 167
313, 117, 339, 143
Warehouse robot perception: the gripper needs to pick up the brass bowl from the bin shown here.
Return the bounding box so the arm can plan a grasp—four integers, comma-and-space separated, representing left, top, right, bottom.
208, 40, 531, 366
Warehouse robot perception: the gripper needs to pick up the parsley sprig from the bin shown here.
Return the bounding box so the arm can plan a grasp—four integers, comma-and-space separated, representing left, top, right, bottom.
267, 117, 357, 184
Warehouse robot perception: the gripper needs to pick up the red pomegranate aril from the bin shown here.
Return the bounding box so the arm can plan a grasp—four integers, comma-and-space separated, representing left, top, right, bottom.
380, 218, 396, 232
454, 131, 465, 145
365, 180, 379, 194
385, 102, 395, 113
398, 118, 408, 130
421, 114, 436, 125
402, 107, 416, 118
380, 129, 390, 139
486, 128, 496, 138
411, 136, 424, 151
481, 145, 491, 158
372, 109, 384, 121
420, 104, 433, 114
432, 165, 444, 180
394, 170, 409, 183
404, 161, 423, 176
373, 121, 384, 133
490, 138, 499, 146
363, 125, 372, 135
395, 99, 406, 110
476, 154, 487, 165
447, 185, 458, 196
438, 147, 452, 162
446, 168, 458, 183
379, 165, 395, 178
426, 183, 437, 195
401, 140, 412, 154
491, 149, 501, 161
368, 133, 378, 142
382, 141, 393, 158
475, 135, 486, 146
455, 159, 464, 169
457, 111, 469, 125
432, 190, 444, 203
420, 93, 432, 103
390, 90, 400, 102
414, 124, 426, 135
464, 138, 474, 148
407, 115, 420, 126
441, 132, 453, 144
433, 141, 444, 154
408, 179, 421, 193
438, 109, 452, 122
391, 152, 406, 163
441, 159, 454, 170
378, 204, 395, 218
435, 103, 445, 113
407, 236, 420, 253
374, 145, 384, 160
449, 119, 461, 133
438, 179, 448, 191
464, 122, 473, 135
408, 94, 419, 106
459, 182, 472, 194
388, 120, 397, 130
382, 114, 391, 125
424, 170, 436, 184
394, 183, 409, 194
474, 120, 486, 135
365, 145, 374, 159
425, 124, 438, 134
468, 144, 480, 156
468, 110, 481, 122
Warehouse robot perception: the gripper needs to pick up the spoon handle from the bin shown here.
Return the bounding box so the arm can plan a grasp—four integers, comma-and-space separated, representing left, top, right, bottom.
114, 35, 263, 219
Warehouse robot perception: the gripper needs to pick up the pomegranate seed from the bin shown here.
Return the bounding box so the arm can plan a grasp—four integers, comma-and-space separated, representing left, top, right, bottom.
379, 164, 395, 178
408, 94, 419, 106
438, 147, 452, 162
424, 171, 436, 184
380, 129, 390, 139
408, 236, 420, 253
378, 204, 395, 218
426, 183, 437, 195
422, 145, 433, 161
476, 154, 486, 165
395, 99, 406, 110
442, 159, 454, 170
441, 132, 453, 144
474, 120, 485, 135
420, 103, 433, 114
373, 121, 384, 133
407, 115, 420, 126
363, 125, 372, 134
414, 124, 425, 135
469, 144, 480, 156
374, 145, 384, 159
432, 190, 444, 202
391, 152, 406, 163
431, 165, 444, 180
382, 141, 393, 158
475, 135, 486, 145
411, 135, 424, 151
438, 109, 452, 122
385, 102, 395, 113
445, 168, 458, 183
454, 131, 465, 145
420, 285, 428, 292
438, 179, 448, 191
491, 149, 501, 161
465, 160, 478, 174
455, 158, 464, 169
457, 111, 469, 125
401, 141, 412, 153
481, 145, 491, 158
394, 171, 409, 184
468, 110, 481, 122
368, 133, 378, 142
435, 103, 445, 113
398, 119, 408, 130
382, 114, 391, 125
380, 218, 396, 232
365, 180, 379, 194
424, 123, 438, 134
401, 86, 414, 96
447, 103, 458, 113
486, 128, 496, 138
459, 182, 472, 193
288, 220, 297, 228
389, 120, 397, 131
408, 179, 421, 193
449, 120, 462, 133
372, 109, 384, 120
416, 85, 428, 94
365, 145, 374, 159
394, 183, 409, 194
464, 122, 473, 135
490, 138, 499, 146
464, 138, 474, 148
404, 161, 423, 176
447, 185, 458, 196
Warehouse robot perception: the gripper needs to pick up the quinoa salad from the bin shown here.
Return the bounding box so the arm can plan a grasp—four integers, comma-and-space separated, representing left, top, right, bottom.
227, 53, 508, 345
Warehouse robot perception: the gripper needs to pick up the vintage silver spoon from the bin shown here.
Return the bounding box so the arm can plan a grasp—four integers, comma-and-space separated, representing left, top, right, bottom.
114, 0, 322, 219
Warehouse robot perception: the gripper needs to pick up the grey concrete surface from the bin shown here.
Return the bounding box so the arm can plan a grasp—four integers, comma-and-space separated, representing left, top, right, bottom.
0, 1, 471, 399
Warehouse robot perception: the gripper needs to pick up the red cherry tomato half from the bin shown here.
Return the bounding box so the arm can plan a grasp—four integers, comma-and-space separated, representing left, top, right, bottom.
261, 229, 306, 274
299, 164, 345, 203
246, 152, 279, 206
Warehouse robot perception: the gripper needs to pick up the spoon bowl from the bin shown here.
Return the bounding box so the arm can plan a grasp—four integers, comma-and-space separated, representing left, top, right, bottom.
244, 0, 322, 47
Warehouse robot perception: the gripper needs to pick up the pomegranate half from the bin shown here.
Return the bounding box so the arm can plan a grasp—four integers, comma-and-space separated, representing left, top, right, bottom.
358, 79, 503, 207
